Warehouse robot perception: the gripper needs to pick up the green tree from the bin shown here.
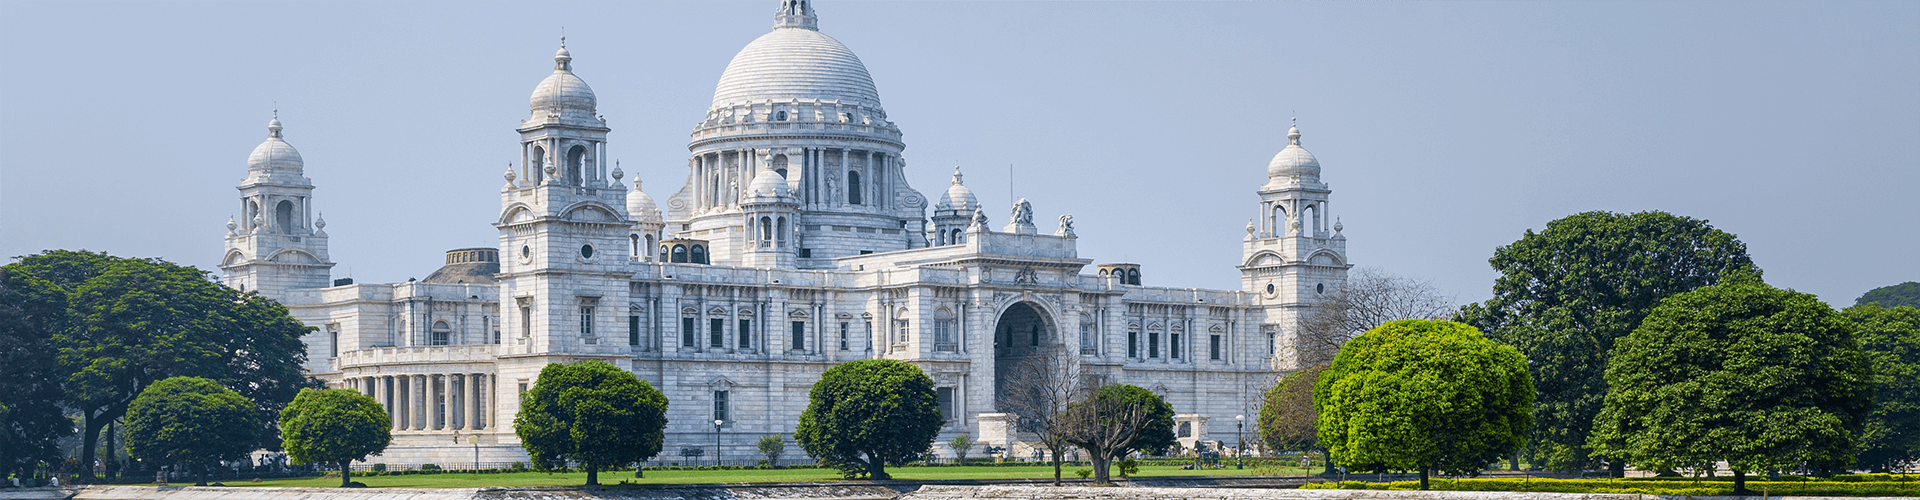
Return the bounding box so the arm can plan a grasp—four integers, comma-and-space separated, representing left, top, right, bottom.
1857, 282, 1920, 309
513, 360, 668, 485
794, 359, 943, 479
1316, 320, 1533, 490
757, 434, 786, 465
1457, 211, 1754, 474
123, 377, 260, 486
1842, 303, 1920, 472
279, 388, 392, 487
1590, 275, 1874, 494
7, 251, 320, 481
948, 433, 975, 462
1061, 384, 1174, 485
0, 266, 72, 477
1260, 365, 1333, 473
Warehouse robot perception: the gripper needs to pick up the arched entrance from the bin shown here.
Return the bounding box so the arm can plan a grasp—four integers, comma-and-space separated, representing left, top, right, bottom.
992, 301, 1055, 412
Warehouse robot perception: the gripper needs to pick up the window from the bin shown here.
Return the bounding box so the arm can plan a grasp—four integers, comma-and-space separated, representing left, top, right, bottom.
432, 322, 451, 346
798, 248, 811, 258
936, 387, 955, 425
520, 306, 532, 339
671, 244, 688, 263
1128, 328, 1139, 358
328, 324, 340, 357
579, 306, 594, 337
629, 315, 641, 346
1148, 331, 1159, 358
682, 317, 697, 348
739, 319, 752, 349
690, 245, 708, 264
791, 321, 806, 351
630, 234, 640, 258
839, 322, 850, 350
1170, 333, 1181, 359
713, 391, 728, 423
896, 320, 910, 346
1210, 334, 1222, 360
863, 321, 874, 351
486, 316, 498, 344
847, 171, 863, 205
518, 382, 529, 397
710, 318, 725, 348
1267, 332, 1275, 355
275, 200, 295, 233
1030, 325, 1039, 346
933, 320, 955, 351
1080, 322, 1095, 355
580, 244, 594, 259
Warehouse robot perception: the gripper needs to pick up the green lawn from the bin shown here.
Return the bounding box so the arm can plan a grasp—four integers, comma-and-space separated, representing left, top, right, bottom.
234, 463, 1311, 488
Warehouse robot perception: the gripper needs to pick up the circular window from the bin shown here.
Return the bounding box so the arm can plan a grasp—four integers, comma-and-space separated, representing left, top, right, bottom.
1316, 283, 1325, 294
1265, 283, 1276, 294
580, 244, 595, 259
521, 245, 531, 258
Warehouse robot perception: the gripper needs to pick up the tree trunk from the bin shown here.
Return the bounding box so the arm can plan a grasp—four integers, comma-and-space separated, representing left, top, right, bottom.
1418, 467, 1430, 490
1608, 458, 1625, 478
1509, 453, 1519, 471
1732, 469, 1748, 496
103, 420, 117, 480
1322, 448, 1335, 475
586, 468, 598, 486
193, 463, 207, 487
1090, 455, 1110, 485
1050, 449, 1063, 485
868, 455, 888, 480
78, 413, 102, 482
340, 461, 351, 487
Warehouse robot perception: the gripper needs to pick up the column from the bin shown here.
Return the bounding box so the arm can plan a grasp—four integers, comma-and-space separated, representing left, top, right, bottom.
838, 149, 849, 207
413, 375, 427, 430
431, 375, 444, 430
488, 374, 499, 429
395, 375, 409, 430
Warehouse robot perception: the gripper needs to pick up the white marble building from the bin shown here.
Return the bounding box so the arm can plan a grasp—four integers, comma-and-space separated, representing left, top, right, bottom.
218, 0, 1349, 467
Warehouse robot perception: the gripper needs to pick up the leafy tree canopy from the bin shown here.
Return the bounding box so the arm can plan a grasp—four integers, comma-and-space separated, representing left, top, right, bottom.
1843, 303, 1920, 472
1061, 384, 1175, 485
794, 359, 942, 479
1590, 275, 1874, 493
6, 250, 320, 480
0, 265, 72, 474
1458, 211, 1754, 472
1317, 320, 1533, 490
1260, 365, 1325, 454
1101, 384, 1176, 455
124, 376, 260, 486
513, 360, 668, 485
1857, 282, 1920, 309
279, 388, 392, 487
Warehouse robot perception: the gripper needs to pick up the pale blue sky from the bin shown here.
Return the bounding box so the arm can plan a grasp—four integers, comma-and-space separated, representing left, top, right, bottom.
2, 1, 1915, 306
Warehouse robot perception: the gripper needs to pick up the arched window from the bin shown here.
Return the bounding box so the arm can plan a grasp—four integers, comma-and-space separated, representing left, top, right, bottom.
246, 200, 260, 230
645, 235, 656, 261
690, 244, 708, 264
431, 321, 451, 346
1127, 269, 1141, 285
531, 145, 546, 184
776, 217, 787, 248
275, 200, 295, 234
567, 145, 589, 186
847, 170, 862, 205
759, 217, 773, 248
951, 229, 963, 245
772, 155, 788, 178
671, 244, 688, 263
1302, 204, 1319, 237
1271, 205, 1286, 236
629, 234, 640, 258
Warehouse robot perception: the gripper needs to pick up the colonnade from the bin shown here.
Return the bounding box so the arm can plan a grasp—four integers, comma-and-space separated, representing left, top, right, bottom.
346, 373, 494, 432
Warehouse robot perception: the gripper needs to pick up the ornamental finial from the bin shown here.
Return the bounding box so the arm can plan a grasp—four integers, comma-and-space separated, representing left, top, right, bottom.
774, 0, 818, 30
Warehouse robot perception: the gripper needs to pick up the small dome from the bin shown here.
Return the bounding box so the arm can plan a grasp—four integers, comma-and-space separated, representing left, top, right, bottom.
936, 167, 977, 211
1267, 124, 1320, 180
248, 117, 304, 172
711, 24, 879, 109
529, 44, 597, 120
747, 164, 792, 200
627, 179, 663, 222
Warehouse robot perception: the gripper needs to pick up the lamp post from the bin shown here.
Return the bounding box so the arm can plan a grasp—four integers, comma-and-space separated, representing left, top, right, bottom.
1235, 414, 1245, 469
713, 419, 724, 466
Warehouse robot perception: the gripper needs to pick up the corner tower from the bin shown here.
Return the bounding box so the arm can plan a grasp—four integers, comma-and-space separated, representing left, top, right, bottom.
495, 42, 633, 356
221, 115, 335, 297
1239, 121, 1350, 370
667, 0, 929, 268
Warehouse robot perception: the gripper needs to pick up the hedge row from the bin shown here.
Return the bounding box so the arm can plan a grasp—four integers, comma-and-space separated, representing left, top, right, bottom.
1302, 477, 1920, 497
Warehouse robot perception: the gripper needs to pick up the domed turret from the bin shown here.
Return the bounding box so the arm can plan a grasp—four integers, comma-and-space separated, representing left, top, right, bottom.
529, 42, 598, 124
248, 116, 304, 173
1266, 123, 1320, 182
936, 167, 977, 212
628, 179, 663, 223
747, 163, 793, 200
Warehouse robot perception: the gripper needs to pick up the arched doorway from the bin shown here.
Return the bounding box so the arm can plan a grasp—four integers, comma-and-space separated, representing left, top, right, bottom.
992, 301, 1055, 412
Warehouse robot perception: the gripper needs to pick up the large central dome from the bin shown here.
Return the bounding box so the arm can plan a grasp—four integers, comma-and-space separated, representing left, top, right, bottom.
710, 20, 880, 108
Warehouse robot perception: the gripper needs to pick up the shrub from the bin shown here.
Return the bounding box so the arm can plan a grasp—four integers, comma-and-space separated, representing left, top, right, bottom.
1075, 469, 1091, 479
370, 463, 386, 472
419, 463, 440, 471
1116, 458, 1139, 477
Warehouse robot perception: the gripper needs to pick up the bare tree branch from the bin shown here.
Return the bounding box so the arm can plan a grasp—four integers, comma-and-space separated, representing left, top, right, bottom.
997, 346, 1087, 485
1284, 267, 1458, 368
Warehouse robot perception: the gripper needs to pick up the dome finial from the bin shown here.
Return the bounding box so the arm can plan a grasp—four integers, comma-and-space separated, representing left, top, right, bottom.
952, 166, 964, 186
1287, 117, 1301, 146
774, 0, 818, 31
554, 32, 573, 71
267, 107, 283, 139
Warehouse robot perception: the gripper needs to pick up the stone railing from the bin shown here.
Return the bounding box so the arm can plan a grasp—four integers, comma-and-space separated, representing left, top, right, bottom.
335, 344, 499, 369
